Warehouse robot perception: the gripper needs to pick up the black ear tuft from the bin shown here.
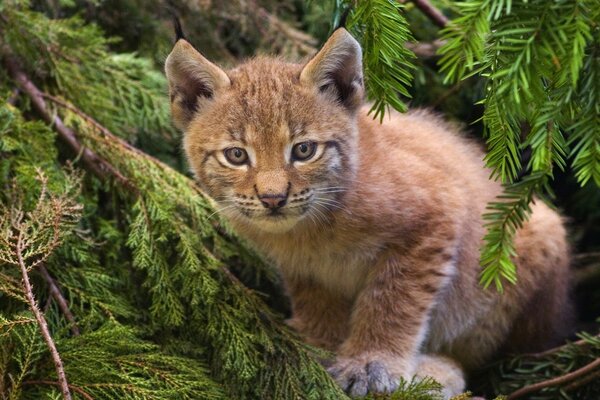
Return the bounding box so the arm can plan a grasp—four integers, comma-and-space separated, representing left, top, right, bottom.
173, 16, 186, 43
336, 6, 351, 30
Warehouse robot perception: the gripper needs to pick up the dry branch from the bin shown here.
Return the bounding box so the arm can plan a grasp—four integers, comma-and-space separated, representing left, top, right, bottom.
16, 224, 72, 400
405, 39, 445, 58
38, 264, 80, 336
23, 380, 93, 400
409, 0, 449, 28
507, 358, 600, 399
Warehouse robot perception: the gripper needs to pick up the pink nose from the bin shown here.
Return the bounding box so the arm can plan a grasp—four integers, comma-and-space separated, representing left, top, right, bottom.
258, 194, 287, 209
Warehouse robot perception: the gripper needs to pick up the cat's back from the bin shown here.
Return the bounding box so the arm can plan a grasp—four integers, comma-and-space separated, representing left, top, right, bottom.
355, 107, 501, 207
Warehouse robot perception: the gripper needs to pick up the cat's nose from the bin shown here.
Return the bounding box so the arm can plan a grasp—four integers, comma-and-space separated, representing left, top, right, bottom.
258, 194, 288, 209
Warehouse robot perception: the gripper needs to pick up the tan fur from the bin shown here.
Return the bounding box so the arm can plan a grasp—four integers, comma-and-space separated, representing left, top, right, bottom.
166, 29, 572, 398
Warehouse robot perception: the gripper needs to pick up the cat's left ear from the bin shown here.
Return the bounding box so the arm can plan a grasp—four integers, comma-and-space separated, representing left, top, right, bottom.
300, 28, 364, 113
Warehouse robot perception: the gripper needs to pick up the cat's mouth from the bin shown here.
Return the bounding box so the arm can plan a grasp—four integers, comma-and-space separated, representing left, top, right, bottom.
231, 205, 309, 233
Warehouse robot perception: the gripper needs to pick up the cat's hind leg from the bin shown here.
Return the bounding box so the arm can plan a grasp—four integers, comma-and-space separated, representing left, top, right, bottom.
415, 354, 465, 399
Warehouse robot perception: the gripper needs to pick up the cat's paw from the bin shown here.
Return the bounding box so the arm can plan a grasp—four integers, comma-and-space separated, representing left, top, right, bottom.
327, 355, 410, 398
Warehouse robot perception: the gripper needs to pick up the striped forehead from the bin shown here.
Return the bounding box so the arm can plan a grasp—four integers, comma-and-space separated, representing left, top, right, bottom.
226, 59, 308, 140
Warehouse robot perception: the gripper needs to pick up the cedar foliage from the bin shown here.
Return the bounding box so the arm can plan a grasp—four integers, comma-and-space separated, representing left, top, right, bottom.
0, 0, 599, 399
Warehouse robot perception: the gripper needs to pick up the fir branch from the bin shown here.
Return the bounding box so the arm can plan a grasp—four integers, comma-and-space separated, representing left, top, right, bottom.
479, 172, 548, 290
346, 0, 416, 120
437, 0, 490, 83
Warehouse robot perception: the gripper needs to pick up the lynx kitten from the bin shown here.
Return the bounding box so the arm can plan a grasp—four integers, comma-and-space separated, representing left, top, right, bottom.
165, 29, 571, 398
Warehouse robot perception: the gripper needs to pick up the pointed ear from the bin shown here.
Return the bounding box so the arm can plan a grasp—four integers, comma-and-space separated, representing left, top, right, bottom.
300, 28, 364, 112
165, 40, 230, 130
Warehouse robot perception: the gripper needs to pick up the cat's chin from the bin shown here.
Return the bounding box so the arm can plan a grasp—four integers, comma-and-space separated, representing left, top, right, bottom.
247, 215, 301, 234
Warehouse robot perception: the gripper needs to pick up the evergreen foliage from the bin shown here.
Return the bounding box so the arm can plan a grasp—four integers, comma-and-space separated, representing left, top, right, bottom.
482, 331, 600, 399
342, 0, 416, 119
0, 0, 598, 399
438, 0, 600, 290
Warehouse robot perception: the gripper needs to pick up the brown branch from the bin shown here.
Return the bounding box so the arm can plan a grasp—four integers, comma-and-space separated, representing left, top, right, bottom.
40, 93, 148, 160
3, 54, 209, 202
527, 333, 600, 359
507, 357, 600, 399
3, 55, 133, 191
405, 39, 445, 58
23, 380, 93, 400
409, 0, 450, 28
38, 264, 80, 336
398, 0, 450, 28
17, 229, 72, 400
564, 369, 600, 392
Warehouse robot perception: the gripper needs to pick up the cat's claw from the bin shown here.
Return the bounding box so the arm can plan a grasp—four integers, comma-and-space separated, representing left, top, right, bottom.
328, 359, 399, 398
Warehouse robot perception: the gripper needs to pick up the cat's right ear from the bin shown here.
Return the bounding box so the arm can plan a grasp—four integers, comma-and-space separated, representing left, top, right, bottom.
300, 28, 364, 113
165, 40, 230, 131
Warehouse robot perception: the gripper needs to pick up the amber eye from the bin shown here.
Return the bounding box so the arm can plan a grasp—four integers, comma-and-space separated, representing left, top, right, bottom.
292, 142, 317, 161
224, 147, 249, 165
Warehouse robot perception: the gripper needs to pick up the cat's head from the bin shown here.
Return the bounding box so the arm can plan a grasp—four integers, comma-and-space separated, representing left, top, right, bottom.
165, 29, 364, 233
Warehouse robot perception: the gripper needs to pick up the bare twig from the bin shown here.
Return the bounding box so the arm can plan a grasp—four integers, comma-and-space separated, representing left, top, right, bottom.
527, 333, 600, 359
564, 369, 600, 392
507, 358, 600, 399
23, 380, 93, 400
38, 264, 80, 336
17, 228, 72, 400
408, 0, 450, 28
405, 39, 446, 58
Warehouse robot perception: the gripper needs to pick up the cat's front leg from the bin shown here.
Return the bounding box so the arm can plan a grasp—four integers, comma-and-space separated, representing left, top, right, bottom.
328, 247, 458, 397
285, 276, 352, 351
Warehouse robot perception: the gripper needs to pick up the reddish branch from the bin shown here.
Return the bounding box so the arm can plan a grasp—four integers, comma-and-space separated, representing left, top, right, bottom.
398, 0, 449, 28
38, 264, 80, 336
409, 0, 449, 28
528, 333, 600, 358
507, 358, 600, 399
16, 229, 72, 400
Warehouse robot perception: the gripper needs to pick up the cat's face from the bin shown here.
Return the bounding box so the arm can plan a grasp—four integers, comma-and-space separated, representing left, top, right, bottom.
166, 30, 364, 233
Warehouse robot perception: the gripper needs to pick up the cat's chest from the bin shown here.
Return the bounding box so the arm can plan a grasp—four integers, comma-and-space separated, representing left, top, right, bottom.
264, 238, 377, 298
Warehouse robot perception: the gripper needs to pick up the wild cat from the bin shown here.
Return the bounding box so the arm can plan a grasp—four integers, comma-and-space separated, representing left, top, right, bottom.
165, 28, 571, 398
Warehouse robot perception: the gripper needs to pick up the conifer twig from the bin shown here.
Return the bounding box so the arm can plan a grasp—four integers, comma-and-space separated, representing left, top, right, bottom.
38, 264, 80, 336
23, 380, 92, 400
3, 55, 133, 191
16, 226, 72, 400
506, 357, 600, 399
